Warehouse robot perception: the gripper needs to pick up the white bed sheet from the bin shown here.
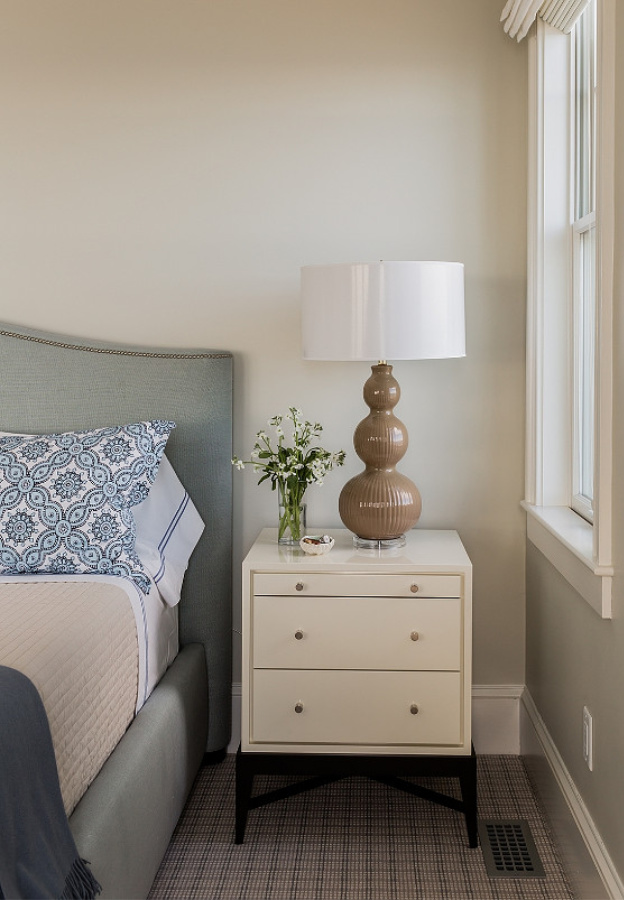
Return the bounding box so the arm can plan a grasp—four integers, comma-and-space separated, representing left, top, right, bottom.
0, 573, 178, 711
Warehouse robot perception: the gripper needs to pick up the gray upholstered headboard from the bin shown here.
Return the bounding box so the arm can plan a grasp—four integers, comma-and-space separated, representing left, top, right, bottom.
0, 322, 233, 753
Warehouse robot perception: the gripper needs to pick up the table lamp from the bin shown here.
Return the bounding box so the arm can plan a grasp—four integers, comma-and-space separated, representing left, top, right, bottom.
301, 260, 465, 548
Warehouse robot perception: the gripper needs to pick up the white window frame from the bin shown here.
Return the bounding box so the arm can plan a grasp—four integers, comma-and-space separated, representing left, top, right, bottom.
571, 1, 597, 523
523, 0, 614, 618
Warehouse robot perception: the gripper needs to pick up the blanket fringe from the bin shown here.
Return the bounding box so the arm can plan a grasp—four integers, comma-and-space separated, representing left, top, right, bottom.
60, 858, 101, 899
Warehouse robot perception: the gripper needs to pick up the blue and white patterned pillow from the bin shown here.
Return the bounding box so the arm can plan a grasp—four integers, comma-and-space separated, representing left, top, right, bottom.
0, 421, 175, 593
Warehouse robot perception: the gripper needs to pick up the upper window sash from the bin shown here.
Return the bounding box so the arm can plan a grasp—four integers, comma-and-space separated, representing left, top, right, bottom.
574, 0, 597, 220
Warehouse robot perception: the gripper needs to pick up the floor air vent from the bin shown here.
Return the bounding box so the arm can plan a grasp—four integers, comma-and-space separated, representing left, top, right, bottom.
479, 820, 546, 878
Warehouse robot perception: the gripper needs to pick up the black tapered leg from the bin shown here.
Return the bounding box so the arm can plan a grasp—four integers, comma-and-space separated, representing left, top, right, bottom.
459, 747, 478, 847
235, 747, 253, 844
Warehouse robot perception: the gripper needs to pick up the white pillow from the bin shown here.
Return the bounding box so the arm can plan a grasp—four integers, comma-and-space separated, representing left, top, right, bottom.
133, 455, 204, 607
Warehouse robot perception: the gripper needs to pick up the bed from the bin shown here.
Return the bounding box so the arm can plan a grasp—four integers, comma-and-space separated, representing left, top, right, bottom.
0, 322, 233, 899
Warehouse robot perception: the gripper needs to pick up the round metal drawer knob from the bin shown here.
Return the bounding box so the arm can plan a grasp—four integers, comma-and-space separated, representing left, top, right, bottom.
410, 631, 420, 642
410, 704, 419, 715
294, 702, 304, 714
410, 584, 419, 593
295, 582, 304, 592
294, 630, 304, 640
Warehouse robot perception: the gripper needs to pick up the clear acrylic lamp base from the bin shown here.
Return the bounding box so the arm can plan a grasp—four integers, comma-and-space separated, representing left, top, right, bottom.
352, 534, 407, 550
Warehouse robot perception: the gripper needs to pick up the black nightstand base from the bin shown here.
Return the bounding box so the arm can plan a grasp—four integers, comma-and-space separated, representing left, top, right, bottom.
235, 744, 478, 847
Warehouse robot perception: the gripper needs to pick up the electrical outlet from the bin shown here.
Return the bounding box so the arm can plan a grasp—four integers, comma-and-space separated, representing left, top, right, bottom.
583, 706, 593, 771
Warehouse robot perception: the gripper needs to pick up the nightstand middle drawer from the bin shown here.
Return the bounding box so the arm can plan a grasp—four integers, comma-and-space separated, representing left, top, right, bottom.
252, 595, 461, 670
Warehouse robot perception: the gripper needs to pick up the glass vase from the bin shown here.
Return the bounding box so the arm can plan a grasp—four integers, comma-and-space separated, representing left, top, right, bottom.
277, 481, 307, 545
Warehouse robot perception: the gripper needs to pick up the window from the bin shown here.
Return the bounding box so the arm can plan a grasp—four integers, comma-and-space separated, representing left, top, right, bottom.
524, 0, 614, 617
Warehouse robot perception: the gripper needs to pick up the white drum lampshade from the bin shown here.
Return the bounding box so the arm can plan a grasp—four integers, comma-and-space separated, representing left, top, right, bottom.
301, 260, 465, 546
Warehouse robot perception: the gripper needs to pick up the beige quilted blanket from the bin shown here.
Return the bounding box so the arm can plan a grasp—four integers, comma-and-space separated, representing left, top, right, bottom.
0, 580, 139, 815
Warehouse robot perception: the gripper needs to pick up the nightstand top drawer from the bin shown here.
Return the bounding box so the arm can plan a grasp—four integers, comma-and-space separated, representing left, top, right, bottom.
253, 572, 462, 598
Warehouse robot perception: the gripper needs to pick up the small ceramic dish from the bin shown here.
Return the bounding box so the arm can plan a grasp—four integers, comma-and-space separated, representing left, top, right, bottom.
299, 534, 335, 555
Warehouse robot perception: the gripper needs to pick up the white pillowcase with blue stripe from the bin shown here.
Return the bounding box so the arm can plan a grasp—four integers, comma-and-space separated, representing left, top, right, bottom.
133, 455, 204, 607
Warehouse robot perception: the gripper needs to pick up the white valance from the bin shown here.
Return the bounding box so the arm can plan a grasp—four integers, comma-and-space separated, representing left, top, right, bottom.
501, 0, 592, 41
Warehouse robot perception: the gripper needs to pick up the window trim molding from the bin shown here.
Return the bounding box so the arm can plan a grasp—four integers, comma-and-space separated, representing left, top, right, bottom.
592, 0, 614, 575
525, 3, 614, 618
523, 502, 612, 616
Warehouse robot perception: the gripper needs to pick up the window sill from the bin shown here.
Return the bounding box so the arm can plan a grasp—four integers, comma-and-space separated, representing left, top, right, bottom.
522, 502, 612, 618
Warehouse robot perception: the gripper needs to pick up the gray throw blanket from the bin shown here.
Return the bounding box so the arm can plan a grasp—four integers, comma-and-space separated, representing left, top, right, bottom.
0, 666, 101, 899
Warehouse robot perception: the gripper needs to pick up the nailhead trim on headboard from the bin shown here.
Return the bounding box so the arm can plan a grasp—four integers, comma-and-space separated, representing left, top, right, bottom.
0, 329, 232, 360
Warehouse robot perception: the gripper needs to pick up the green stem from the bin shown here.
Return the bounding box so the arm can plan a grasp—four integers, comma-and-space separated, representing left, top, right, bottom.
277, 480, 306, 542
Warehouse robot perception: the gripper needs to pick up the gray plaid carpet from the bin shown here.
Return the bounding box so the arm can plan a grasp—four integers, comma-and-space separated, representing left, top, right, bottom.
149, 754, 573, 900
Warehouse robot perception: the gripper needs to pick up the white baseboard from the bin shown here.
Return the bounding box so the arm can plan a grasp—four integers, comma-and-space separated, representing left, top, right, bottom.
521, 688, 622, 899
471, 684, 523, 754
228, 682, 523, 756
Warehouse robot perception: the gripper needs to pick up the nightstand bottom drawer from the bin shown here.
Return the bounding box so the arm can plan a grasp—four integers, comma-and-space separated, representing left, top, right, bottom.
251, 670, 462, 746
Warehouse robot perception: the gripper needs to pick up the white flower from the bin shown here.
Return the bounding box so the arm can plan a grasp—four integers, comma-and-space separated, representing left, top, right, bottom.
232, 408, 345, 492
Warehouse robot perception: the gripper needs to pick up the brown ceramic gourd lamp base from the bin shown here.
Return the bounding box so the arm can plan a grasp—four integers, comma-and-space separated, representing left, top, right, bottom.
338, 363, 422, 545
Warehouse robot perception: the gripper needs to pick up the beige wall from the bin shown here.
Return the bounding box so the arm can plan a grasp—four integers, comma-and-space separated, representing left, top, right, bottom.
0, 1, 527, 686
525, 7, 624, 883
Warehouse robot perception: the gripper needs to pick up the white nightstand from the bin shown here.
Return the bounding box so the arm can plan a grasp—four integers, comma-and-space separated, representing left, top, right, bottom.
236, 527, 476, 846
